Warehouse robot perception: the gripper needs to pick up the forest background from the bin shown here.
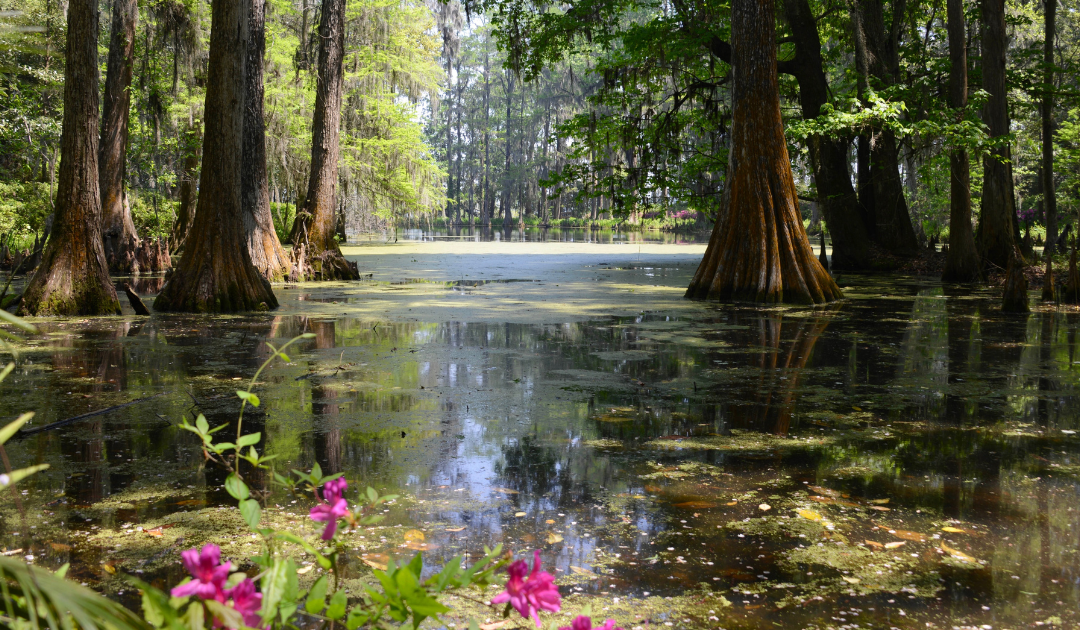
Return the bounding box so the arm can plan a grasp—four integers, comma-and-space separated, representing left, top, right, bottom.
2, 0, 1080, 250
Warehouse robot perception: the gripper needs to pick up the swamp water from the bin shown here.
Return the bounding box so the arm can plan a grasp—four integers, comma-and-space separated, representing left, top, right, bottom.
2, 240, 1080, 630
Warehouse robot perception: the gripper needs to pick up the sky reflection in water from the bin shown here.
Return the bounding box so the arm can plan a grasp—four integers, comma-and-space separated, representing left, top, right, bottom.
2, 272, 1080, 629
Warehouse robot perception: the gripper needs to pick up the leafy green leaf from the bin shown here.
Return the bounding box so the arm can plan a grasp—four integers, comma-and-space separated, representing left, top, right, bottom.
237, 433, 261, 448
259, 558, 290, 624
346, 607, 370, 630
0, 411, 34, 444
327, 589, 348, 620
304, 575, 328, 614
236, 390, 261, 407
1, 463, 49, 487
239, 499, 261, 529
224, 474, 250, 500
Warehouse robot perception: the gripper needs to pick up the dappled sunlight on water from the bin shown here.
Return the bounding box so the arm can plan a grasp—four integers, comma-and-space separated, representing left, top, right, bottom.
3, 252, 1080, 628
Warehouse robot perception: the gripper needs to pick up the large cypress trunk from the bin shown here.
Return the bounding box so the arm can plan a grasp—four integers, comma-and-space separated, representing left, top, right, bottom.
20, 0, 121, 316
154, 0, 277, 312
685, 0, 841, 304
976, 0, 1022, 271
290, 0, 358, 280
850, 0, 920, 256
99, 0, 139, 273
781, 0, 872, 271
942, 0, 981, 281
243, 0, 289, 281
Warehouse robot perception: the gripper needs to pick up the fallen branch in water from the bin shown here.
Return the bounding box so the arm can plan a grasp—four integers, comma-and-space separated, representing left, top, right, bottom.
16, 392, 164, 437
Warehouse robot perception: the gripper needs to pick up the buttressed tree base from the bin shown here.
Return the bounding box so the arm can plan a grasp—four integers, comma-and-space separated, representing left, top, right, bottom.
154, 0, 277, 313
20, 0, 120, 317
686, 0, 841, 305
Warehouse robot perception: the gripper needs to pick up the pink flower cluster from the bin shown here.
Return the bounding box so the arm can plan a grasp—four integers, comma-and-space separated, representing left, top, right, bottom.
171, 544, 262, 628
309, 477, 350, 540
491, 550, 561, 627
560, 616, 623, 630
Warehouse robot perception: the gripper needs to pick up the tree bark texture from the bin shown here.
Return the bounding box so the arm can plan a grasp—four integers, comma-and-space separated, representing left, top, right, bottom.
1042, 0, 1057, 254
685, 0, 841, 304
780, 0, 872, 271
850, 0, 920, 256
942, 0, 981, 282
243, 0, 289, 281
976, 0, 1022, 271
20, 0, 121, 316
171, 126, 201, 251
100, 0, 139, 273
290, 0, 359, 280
154, 0, 277, 312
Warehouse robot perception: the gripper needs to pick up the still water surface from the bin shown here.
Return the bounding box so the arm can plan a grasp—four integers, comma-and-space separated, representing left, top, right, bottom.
1, 243, 1079, 629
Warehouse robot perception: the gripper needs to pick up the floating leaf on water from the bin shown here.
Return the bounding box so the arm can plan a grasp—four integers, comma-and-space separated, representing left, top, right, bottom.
49, 543, 71, 552
545, 519, 556, 524
102, 564, 116, 575
297, 565, 314, 575
403, 529, 425, 543
941, 542, 979, 564
479, 621, 510, 630
758, 503, 771, 511
726, 501, 738, 506
808, 486, 839, 498
797, 509, 823, 522
884, 541, 906, 549
889, 530, 926, 542
361, 554, 389, 571
446, 527, 466, 532
842, 576, 860, 584
514, 511, 527, 517
403, 541, 434, 551
146, 528, 164, 537
570, 566, 597, 577
868, 506, 891, 511
940, 526, 967, 534
864, 540, 884, 548
546, 532, 564, 544
852, 406, 862, 411
867, 498, 890, 505
493, 487, 519, 495
674, 501, 718, 509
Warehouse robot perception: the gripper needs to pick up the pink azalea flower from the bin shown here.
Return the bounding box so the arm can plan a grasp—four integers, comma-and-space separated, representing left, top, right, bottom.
171, 544, 231, 600
225, 578, 263, 628
491, 550, 561, 627
559, 616, 623, 630
309, 477, 350, 540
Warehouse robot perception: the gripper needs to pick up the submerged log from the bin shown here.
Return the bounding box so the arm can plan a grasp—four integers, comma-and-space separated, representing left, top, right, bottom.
1001, 258, 1030, 313
121, 282, 150, 315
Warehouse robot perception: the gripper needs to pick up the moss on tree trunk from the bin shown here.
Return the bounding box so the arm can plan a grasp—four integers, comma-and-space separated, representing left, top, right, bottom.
20, 0, 120, 317
154, 0, 277, 313
686, 0, 841, 305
